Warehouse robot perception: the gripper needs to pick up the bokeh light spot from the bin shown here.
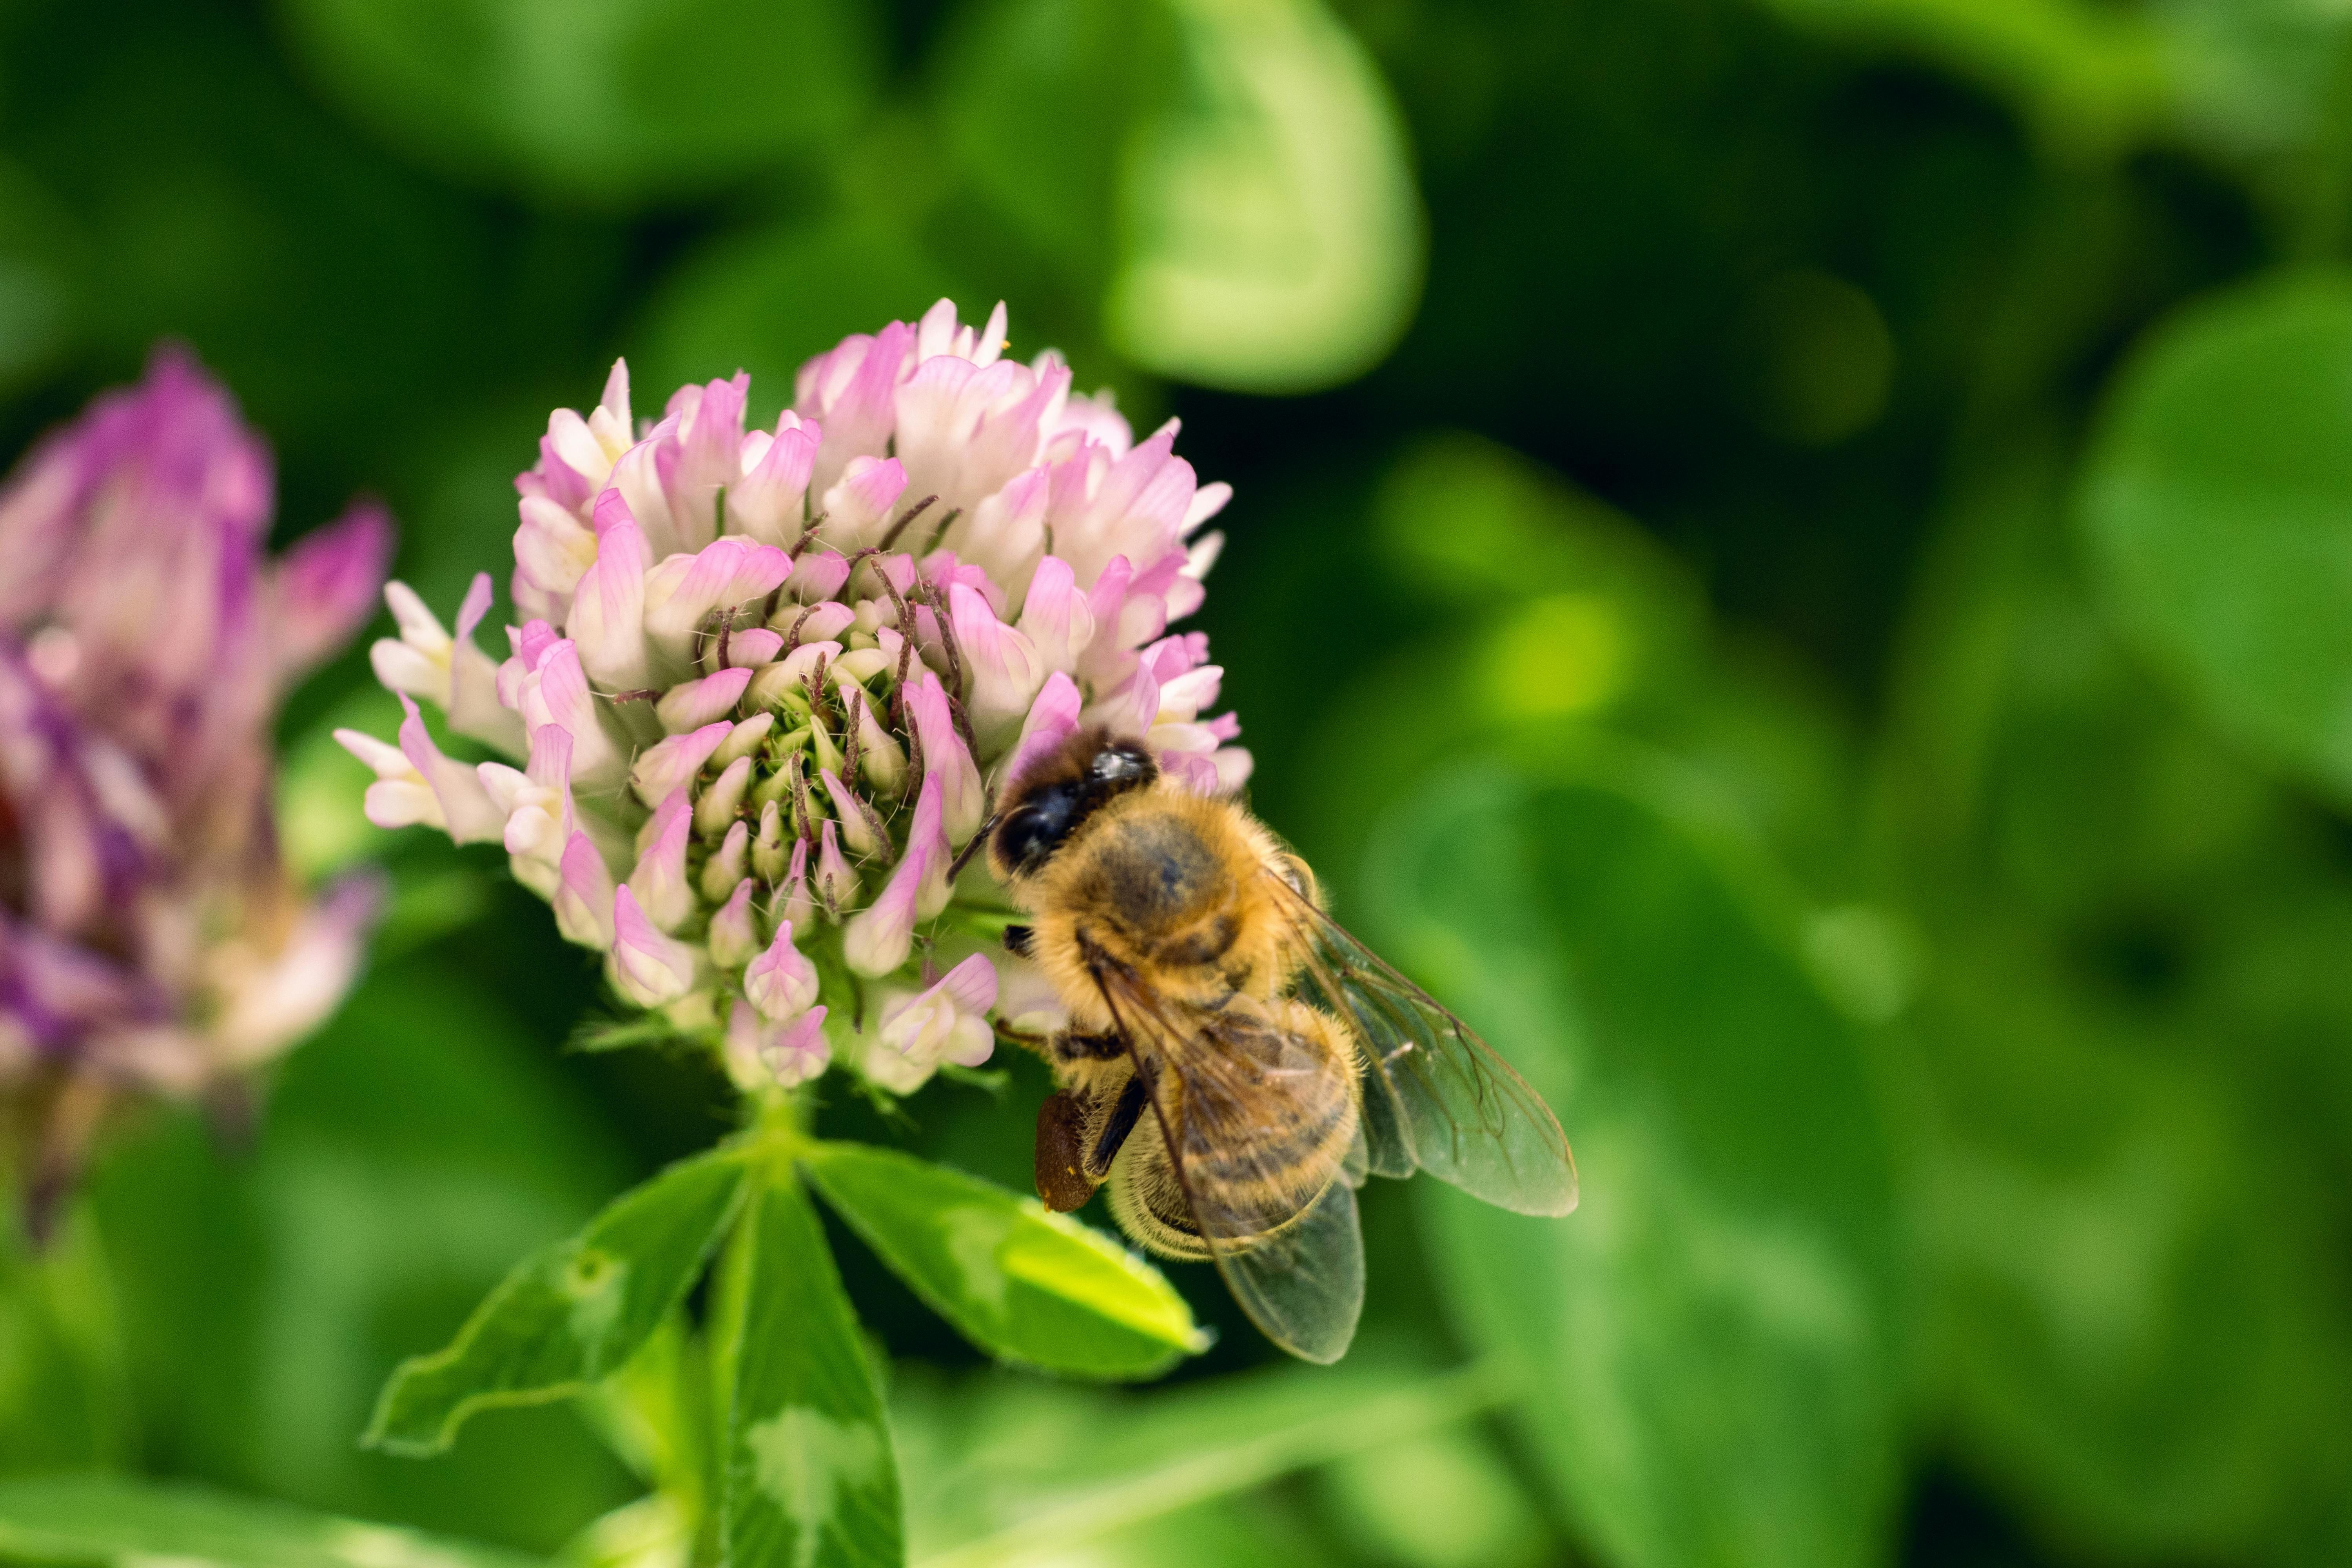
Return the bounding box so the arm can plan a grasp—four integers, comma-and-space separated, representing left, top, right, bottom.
1481, 593, 1626, 718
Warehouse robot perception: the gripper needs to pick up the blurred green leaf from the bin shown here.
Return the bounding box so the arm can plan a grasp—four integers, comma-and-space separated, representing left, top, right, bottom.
0, 1474, 540, 1568
635, 214, 968, 427
801, 1142, 1203, 1380
577, 1315, 713, 1521
0, 157, 78, 394
0, 1197, 129, 1472
1318, 436, 1864, 904
1750, 0, 2167, 156
1882, 437, 2352, 1559
367, 1146, 751, 1457
273, 0, 878, 207
1910, 943, 2352, 1560
1312, 1422, 1547, 1568
2080, 269, 2352, 807
1106, 0, 1424, 392
720, 1173, 901, 1568
895, 1360, 1507, 1568
1363, 758, 1902, 1568
552, 1494, 691, 1568
931, 0, 1152, 295
1748, 0, 2352, 181
1374, 434, 1707, 713
88, 960, 639, 1551
2157, 0, 2352, 164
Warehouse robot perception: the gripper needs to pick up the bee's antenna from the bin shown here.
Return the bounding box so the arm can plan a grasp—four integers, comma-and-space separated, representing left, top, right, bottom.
946, 814, 998, 882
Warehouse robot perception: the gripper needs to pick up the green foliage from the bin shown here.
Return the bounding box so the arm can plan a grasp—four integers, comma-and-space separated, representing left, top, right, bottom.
638, 215, 972, 427
800, 1142, 1205, 1379
84, 960, 642, 1552
0, 157, 76, 395
931, 0, 1148, 296
1909, 953, 2352, 1558
367, 1147, 753, 1457
1367, 763, 1900, 1568
0, 1197, 128, 1471
0, 1475, 543, 1568
1106, 0, 1426, 392
1746, 0, 2352, 176
274, 0, 879, 207
2081, 269, 2352, 805
1879, 449, 2352, 1560
348, 1125, 1207, 1557
898, 1359, 1513, 1566
720, 1173, 901, 1568
11, 0, 2352, 1563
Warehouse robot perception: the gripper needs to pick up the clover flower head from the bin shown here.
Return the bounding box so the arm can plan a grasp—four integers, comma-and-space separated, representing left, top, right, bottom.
345, 299, 1245, 1097
1, 348, 389, 1226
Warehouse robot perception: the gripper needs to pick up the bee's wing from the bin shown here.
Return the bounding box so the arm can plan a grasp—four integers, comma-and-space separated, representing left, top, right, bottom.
1086, 956, 1366, 1364
1269, 871, 1579, 1217
1207, 1174, 1362, 1367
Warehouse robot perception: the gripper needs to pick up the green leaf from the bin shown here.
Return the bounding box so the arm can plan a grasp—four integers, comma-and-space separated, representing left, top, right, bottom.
87, 960, 640, 1547
1747, 0, 2167, 155
635, 214, 969, 428
1314, 1425, 1549, 1568
0, 1194, 129, 1471
1309, 436, 1863, 903
1105, 0, 1425, 393
1362, 757, 1902, 1568
2080, 269, 2352, 806
552, 1494, 693, 1568
931, 0, 1152, 293
720, 1173, 902, 1568
1749, 0, 2352, 168
366, 1146, 751, 1457
1884, 447, 2352, 1558
800, 1142, 1204, 1379
0, 1474, 539, 1568
275, 0, 878, 207
1912, 947, 2352, 1559
0, 157, 79, 395
900, 1361, 1509, 1568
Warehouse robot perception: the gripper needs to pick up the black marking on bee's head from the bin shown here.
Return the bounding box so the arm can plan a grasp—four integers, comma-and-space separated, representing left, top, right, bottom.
1085, 738, 1157, 793
989, 725, 1160, 878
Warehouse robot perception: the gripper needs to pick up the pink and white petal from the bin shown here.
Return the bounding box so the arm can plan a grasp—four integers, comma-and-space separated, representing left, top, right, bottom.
553, 831, 618, 948
655, 665, 752, 733
628, 789, 695, 932
568, 515, 652, 690
396, 695, 504, 843
610, 885, 699, 1007
818, 455, 911, 552
630, 720, 732, 806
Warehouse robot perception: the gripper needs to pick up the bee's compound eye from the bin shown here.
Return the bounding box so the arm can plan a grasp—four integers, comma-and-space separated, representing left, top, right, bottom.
1089, 743, 1157, 792
994, 802, 1065, 873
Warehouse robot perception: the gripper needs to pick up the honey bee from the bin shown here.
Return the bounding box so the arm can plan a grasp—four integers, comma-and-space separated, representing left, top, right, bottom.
986, 726, 1578, 1363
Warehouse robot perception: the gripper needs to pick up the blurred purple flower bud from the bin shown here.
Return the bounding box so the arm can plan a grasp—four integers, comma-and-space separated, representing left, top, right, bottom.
0, 349, 390, 1209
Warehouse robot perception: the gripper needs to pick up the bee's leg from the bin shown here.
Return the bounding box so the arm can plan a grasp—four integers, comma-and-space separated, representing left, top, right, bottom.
1084, 1071, 1150, 1180
1049, 1029, 1127, 1063
1036, 1089, 1098, 1211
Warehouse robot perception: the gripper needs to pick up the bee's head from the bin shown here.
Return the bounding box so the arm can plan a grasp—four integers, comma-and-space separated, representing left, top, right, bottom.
987, 726, 1158, 880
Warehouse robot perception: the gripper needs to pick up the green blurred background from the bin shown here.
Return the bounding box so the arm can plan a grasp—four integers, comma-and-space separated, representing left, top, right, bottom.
7, 0, 2352, 1564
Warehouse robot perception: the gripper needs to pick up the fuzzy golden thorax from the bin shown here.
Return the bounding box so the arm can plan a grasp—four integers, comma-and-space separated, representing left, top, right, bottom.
1014, 783, 1307, 1034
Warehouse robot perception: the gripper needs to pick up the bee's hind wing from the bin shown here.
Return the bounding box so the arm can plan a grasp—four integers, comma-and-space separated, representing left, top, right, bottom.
1269, 871, 1579, 1218
1209, 1174, 1363, 1365
1083, 953, 1366, 1364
